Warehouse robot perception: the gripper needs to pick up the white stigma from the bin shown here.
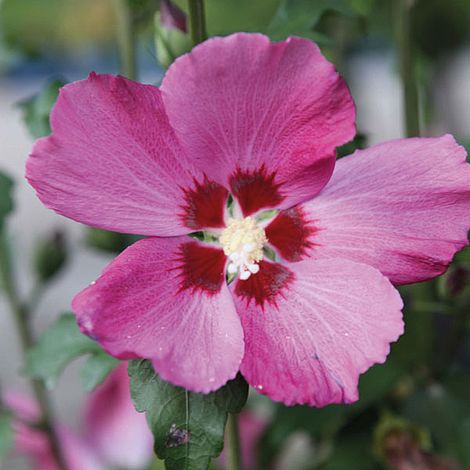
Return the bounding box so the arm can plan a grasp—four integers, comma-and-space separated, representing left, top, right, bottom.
219, 217, 267, 280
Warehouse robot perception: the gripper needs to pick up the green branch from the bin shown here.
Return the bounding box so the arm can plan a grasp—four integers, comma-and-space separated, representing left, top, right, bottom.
114, 0, 137, 80
396, 0, 420, 137
188, 0, 207, 46
0, 232, 68, 470
226, 413, 242, 470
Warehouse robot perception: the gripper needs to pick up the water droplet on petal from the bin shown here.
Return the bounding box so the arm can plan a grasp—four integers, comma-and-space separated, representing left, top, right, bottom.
256, 384, 263, 390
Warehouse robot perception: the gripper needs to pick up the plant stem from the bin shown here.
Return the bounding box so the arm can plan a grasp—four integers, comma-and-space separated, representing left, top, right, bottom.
226, 413, 242, 470
396, 0, 420, 137
114, 0, 137, 80
188, 0, 207, 46
0, 232, 68, 470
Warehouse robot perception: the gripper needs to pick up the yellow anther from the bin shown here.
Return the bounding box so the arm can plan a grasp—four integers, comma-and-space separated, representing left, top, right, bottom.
220, 218, 266, 261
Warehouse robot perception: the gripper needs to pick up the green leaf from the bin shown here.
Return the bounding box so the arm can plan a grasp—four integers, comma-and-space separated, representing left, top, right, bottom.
25, 313, 113, 389
0, 411, 13, 460
18, 79, 65, 139
0, 171, 14, 229
80, 352, 119, 392
129, 360, 249, 470
267, 0, 356, 41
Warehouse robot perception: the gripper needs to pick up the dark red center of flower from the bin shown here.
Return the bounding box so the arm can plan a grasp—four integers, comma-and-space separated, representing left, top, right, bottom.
176, 168, 317, 302
176, 241, 226, 295
180, 167, 287, 232
229, 166, 284, 216
265, 206, 319, 261
180, 177, 228, 230
234, 260, 294, 308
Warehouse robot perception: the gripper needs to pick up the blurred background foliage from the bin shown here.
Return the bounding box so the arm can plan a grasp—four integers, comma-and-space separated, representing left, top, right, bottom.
1, 0, 470, 469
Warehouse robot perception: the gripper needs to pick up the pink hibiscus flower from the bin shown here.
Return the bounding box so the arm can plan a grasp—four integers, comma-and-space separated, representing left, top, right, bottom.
4, 364, 152, 470
26, 33, 470, 406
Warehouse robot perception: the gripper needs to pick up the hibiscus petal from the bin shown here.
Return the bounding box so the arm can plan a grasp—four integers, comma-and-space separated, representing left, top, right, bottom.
231, 258, 403, 406
302, 135, 470, 284
4, 392, 104, 470
161, 33, 355, 214
72, 237, 244, 393
85, 363, 153, 469
26, 73, 227, 236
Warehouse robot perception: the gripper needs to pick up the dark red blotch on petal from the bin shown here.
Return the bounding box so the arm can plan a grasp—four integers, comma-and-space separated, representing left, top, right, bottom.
234, 260, 294, 308
181, 177, 228, 230
229, 166, 284, 216
176, 241, 227, 295
265, 206, 319, 262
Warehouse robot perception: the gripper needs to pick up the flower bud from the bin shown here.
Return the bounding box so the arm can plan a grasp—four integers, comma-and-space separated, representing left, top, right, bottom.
33, 231, 67, 282
445, 266, 470, 298
154, 0, 191, 69
86, 228, 139, 253
373, 413, 458, 470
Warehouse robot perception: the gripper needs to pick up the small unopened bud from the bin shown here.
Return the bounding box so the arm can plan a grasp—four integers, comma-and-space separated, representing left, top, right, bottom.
154, 0, 191, 69
33, 231, 67, 282
160, 0, 187, 32
86, 228, 139, 253
374, 413, 459, 470
445, 265, 470, 298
